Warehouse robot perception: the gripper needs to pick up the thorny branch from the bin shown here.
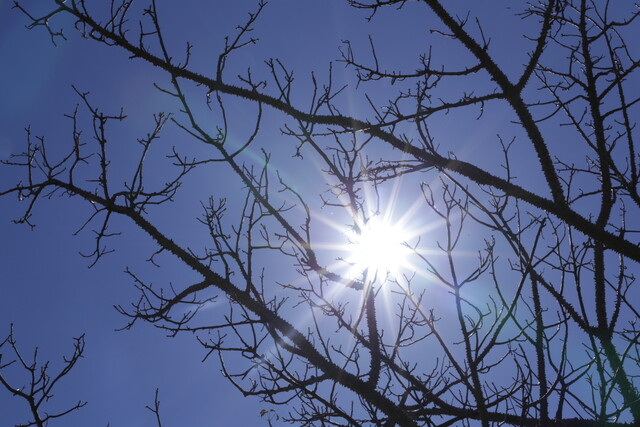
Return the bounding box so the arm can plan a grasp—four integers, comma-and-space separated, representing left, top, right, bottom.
3, 0, 640, 425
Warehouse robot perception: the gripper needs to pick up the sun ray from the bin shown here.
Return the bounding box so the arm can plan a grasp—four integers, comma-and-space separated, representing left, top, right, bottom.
344, 216, 411, 280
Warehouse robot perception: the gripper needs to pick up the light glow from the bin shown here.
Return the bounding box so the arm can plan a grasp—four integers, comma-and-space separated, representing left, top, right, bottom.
346, 217, 411, 280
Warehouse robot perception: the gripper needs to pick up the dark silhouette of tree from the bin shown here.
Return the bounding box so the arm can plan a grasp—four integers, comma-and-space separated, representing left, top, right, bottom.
0, 325, 86, 427
2, 0, 640, 425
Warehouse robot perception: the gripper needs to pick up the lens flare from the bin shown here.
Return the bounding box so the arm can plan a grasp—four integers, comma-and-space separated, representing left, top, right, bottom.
346, 217, 410, 280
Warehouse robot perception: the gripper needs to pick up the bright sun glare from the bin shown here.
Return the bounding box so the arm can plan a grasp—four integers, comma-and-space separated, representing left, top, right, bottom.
346, 218, 411, 280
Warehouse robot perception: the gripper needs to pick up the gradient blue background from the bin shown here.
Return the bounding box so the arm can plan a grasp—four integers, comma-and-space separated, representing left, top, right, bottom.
2, 1, 634, 426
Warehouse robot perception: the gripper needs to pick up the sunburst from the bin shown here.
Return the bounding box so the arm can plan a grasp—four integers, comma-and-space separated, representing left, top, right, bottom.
345, 216, 412, 282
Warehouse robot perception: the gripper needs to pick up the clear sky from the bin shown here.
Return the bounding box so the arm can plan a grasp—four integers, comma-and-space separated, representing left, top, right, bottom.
1, 1, 639, 426
0, 2, 374, 425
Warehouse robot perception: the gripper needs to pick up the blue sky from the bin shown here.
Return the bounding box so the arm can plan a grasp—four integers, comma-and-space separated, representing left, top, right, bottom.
0, 1, 568, 425
0, 1, 379, 425
2, 1, 639, 426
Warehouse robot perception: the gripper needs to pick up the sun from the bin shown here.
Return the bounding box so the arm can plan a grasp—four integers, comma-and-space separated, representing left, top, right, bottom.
346, 217, 411, 281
